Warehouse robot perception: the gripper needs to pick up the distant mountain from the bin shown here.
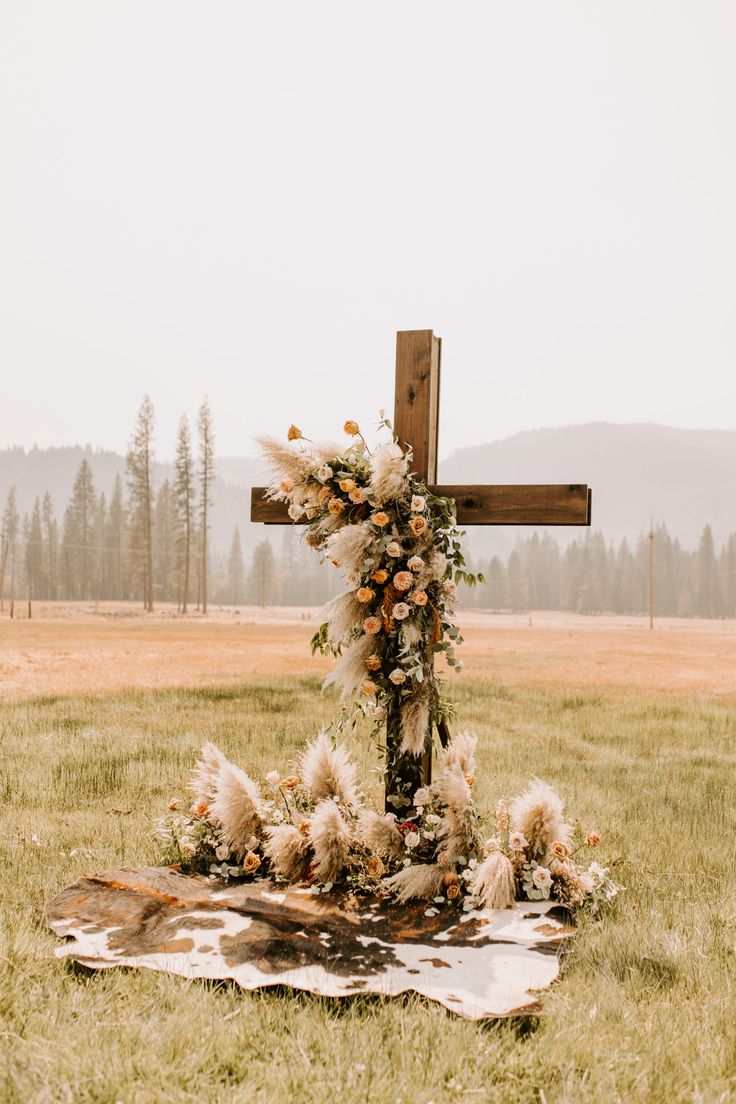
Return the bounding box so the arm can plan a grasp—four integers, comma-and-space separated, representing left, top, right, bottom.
439, 423, 736, 557
1, 423, 734, 557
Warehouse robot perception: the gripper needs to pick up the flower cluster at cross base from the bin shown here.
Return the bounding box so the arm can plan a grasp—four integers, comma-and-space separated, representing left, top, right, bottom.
156, 732, 619, 912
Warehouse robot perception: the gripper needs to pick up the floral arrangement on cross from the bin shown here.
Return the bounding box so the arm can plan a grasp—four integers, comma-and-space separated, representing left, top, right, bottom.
156, 417, 620, 913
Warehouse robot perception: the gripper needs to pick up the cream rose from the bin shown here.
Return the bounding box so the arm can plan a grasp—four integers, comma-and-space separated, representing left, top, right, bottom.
392, 602, 410, 621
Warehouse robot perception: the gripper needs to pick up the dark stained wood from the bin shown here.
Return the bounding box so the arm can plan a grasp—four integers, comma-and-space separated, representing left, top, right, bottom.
251, 484, 592, 526
434, 484, 591, 526
393, 330, 441, 483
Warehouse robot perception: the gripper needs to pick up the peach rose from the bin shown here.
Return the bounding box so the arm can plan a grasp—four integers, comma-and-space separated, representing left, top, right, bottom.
442, 871, 459, 887
447, 883, 461, 901
551, 841, 570, 862
328, 497, 345, 515
357, 587, 375, 603
410, 589, 428, 606
361, 681, 377, 696
586, 832, 601, 848
280, 477, 294, 493
339, 478, 356, 493
386, 542, 402, 558
409, 516, 427, 537
287, 425, 302, 441
388, 668, 406, 685
344, 420, 360, 435
318, 486, 332, 504
281, 775, 300, 790
371, 511, 390, 528
407, 555, 425, 572
372, 569, 389, 584
349, 488, 366, 503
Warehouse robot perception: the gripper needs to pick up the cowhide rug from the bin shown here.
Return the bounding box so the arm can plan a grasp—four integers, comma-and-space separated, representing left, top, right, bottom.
45, 866, 575, 1019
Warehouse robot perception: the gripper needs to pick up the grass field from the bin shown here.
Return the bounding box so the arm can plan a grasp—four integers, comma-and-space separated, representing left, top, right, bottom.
1, 645, 735, 1103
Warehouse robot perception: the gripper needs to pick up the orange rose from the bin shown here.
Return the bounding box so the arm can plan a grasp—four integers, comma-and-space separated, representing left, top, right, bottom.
328, 497, 346, 515
339, 478, 356, 493
372, 569, 389, 584
551, 841, 570, 861
447, 883, 461, 901
281, 775, 300, 790
344, 420, 360, 435
193, 802, 208, 818
409, 516, 427, 537
287, 425, 302, 441
317, 486, 332, 503
367, 855, 384, 878
357, 587, 375, 603
365, 654, 382, 671
371, 511, 390, 528
243, 850, 262, 874
410, 589, 428, 606
586, 832, 601, 848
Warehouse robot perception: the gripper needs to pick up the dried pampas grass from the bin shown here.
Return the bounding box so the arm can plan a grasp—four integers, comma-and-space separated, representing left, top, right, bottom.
320, 590, 363, 646
256, 436, 315, 487
399, 685, 431, 757
209, 761, 266, 860
382, 863, 445, 903
441, 731, 477, 777
369, 442, 408, 504
357, 810, 404, 860
263, 824, 311, 882
509, 779, 571, 862
433, 764, 477, 857
324, 523, 376, 574
309, 799, 352, 882
189, 741, 228, 806
323, 634, 377, 700
471, 847, 515, 909
300, 730, 359, 808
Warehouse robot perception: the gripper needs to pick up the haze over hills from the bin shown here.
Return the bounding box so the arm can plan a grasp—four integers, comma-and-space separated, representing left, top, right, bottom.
1, 422, 734, 559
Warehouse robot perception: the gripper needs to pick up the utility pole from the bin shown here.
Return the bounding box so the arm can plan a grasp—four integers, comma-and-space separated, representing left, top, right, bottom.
648, 518, 654, 630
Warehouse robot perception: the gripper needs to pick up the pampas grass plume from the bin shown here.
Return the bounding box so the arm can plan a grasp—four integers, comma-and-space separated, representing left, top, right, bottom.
399, 685, 430, 757
309, 799, 352, 883
209, 761, 266, 860
471, 847, 516, 909
369, 442, 408, 504
300, 730, 359, 808
357, 810, 404, 860
441, 731, 477, 776
320, 590, 363, 646
383, 863, 445, 903
323, 635, 377, 700
509, 779, 571, 861
263, 824, 311, 882
189, 741, 228, 805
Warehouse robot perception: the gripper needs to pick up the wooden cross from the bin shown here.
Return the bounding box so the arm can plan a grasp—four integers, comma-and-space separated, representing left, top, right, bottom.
251, 330, 591, 799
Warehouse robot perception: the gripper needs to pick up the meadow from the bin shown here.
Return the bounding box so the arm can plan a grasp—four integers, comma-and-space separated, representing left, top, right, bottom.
1, 642, 735, 1103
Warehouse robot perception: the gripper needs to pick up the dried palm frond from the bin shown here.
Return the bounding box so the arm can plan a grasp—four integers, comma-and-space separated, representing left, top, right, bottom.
357, 810, 404, 860
300, 730, 359, 808
471, 846, 515, 909
509, 779, 571, 862
309, 799, 352, 883
209, 761, 266, 860
382, 863, 445, 903
263, 824, 311, 882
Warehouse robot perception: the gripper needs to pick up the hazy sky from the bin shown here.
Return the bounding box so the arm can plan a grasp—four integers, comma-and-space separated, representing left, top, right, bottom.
2, 2, 735, 463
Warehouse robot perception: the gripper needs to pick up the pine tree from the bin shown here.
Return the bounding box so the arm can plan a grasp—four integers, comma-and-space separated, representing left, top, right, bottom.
197, 400, 215, 615
247, 540, 277, 607
25, 498, 45, 600
1, 487, 20, 611
174, 416, 195, 612
696, 524, 720, 617
107, 476, 126, 600
720, 534, 736, 619
42, 492, 58, 600
154, 480, 175, 602
226, 526, 245, 604
127, 396, 155, 611
67, 457, 98, 599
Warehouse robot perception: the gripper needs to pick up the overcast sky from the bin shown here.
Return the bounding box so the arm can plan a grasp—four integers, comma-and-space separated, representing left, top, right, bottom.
2, 2, 735, 463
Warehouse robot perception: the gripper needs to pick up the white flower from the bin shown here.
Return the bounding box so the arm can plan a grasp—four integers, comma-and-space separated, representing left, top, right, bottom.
386, 541, 402, 558
411, 495, 426, 512
413, 787, 431, 806
509, 831, 528, 851
389, 668, 407, 685
407, 555, 425, 572
532, 866, 553, 890
215, 845, 230, 861
392, 602, 410, 620
443, 580, 457, 597
288, 503, 304, 521
266, 770, 280, 788
588, 861, 607, 884
404, 831, 420, 849
318, 464, 333, 480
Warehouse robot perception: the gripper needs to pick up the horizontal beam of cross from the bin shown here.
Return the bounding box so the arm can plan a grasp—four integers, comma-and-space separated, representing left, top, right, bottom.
250, 484, 592, 526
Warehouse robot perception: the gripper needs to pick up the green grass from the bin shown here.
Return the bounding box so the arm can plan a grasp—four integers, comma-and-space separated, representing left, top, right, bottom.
1, 676, 735, 1103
